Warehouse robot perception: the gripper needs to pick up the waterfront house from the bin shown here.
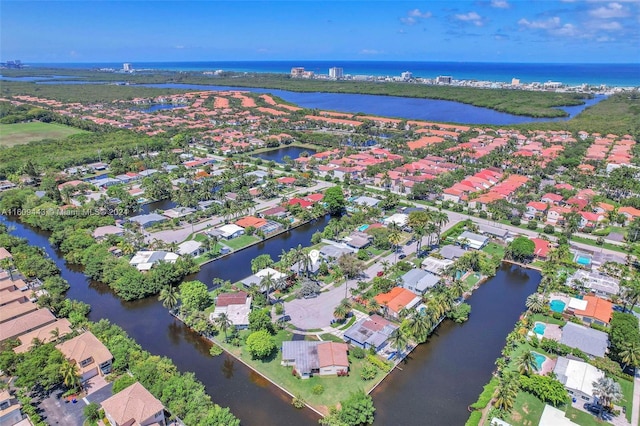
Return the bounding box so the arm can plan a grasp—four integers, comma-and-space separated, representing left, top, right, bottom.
531, 238, 551, 260
260, 206, 289, 219
400, 269, 440, 296
559, 322, 608, 358
92, 225, 125, 240
319, 244, 356, 263
343, 314, 398, 351
56, 331, 113, 381
209, 224, 245, 240
177, 240, 204, 257
351, 196, 381, 208
281, 341, 349, 379
553, 356, 604, 404
210, 291, 251, 329
129, 251, 179, 272
101, 382, 166, 426
477, 224, 509, 240
374, 287, 422, 319
568, 270, 619, 298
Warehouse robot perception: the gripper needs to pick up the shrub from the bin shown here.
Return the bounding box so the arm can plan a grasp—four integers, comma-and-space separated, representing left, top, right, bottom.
510, 217, 521, 226
366, 354, 392, 372
312, 385, 325, 395
351, 346, 366, 359
527, 220, 539, 230
209, 344, 224, 357
543, 225, 555, 234
292, 394, 306, 409
274, 303, 284, 315
361, 363, 378, 380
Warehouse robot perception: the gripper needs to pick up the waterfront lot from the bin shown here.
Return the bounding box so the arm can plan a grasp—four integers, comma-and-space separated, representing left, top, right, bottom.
218, 329, 385, 415
0, 122, 88, 146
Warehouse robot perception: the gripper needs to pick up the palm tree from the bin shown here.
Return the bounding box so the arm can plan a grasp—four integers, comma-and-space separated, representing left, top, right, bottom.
493, 373, 519, 412
390, 328, 408, 354
158, 285, 179, 310
525, 294, 546, 313
408, 313, 432, 343
367, 298, 380, 314
388, 230, 403, 264
333, 299, 351, 322
260, 273, 277, 305
517, 351, 538, 375
214, 313, 232, 342
619, 342, 640, 371
0, 258, 15, 280
49, 327, 61, 343
431, 211, 449, 245
592, 377, 622, 415
450, 279, 466, 300
60, 360, 81, 391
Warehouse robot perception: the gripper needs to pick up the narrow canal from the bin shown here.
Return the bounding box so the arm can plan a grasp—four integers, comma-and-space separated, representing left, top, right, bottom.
371, 264, 540, 425
1, 215, 540, 425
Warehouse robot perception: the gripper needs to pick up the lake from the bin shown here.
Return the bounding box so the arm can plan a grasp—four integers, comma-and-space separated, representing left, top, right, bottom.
254, 146, 318, 163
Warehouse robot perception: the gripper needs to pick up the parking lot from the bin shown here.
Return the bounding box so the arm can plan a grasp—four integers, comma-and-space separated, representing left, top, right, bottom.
38, 381, 113, 426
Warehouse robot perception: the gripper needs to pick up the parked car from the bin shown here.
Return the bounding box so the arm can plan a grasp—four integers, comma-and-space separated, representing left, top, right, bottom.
613, 305, 625, 312
398, 254, 407, 260
583, 403, 601, 415
303, 293, 318, 299
376, 271, 384, 277
279, 315, 291, 322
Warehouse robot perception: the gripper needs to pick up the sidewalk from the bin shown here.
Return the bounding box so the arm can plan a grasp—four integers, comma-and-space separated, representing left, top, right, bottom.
632, 371, 639, 426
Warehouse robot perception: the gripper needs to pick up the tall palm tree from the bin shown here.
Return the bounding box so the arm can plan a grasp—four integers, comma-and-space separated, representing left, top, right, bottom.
431, 211, 449, 245
333, 299, 352, 322
214, 313, 232, 342
260, 273, 277, 305
60, 360, 81, 391
390, 328, 408, 354
158, 285, 179, 310
450, 279, 466, 300
388, 230, 403, 264
367, 298, 380, 314
408, 313, 432, 343
517, 351, 538, 375
592, 377, 622, 415
493, 373, 519, 412
619, 342, 640, 371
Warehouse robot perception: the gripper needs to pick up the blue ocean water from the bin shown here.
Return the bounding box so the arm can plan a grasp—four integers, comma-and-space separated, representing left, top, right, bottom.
29, 61, 640, 87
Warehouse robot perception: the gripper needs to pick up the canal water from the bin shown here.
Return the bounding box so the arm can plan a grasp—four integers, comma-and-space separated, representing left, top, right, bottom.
253, 146, 317, 164
371, 264, 540, 425
1, 214, 540, 425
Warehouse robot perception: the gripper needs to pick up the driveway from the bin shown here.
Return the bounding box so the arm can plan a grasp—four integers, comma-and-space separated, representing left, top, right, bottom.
38, 388, 85, 426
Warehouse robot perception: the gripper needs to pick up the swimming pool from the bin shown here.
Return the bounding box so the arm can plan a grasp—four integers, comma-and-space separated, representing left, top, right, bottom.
533, 352, 547, 371
533, 323, 546, 335
358, 224, 369, 232
550, 300, 566, 313
576, 255, 591, 266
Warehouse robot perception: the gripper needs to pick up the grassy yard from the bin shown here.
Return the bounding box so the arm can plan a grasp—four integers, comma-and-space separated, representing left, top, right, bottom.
529, 313, 566, 326
505, 391, 545, 426
570, 236, 626, 253
463, 273, 482, 290
482, 242, 506, 260
0, 122, 88, 146
218, 330, 384, 414
219, 235, 260, 250
618, 377, 634, 422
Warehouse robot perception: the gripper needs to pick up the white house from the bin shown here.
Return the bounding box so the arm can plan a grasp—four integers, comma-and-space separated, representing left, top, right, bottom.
177, 240, 204, 257
383, 213, 408, 228
129, 251, 179, 272
211, 224, 245, 240
553, 357, 604, 404
457, 231, 489, 250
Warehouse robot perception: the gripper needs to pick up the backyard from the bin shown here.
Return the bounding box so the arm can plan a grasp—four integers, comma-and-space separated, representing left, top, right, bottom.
219, 235, 260, 250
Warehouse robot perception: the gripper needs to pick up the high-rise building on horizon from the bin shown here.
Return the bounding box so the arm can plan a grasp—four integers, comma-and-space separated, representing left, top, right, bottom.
123, 63, 132, 72
329, 67, 344, 79
401, 71, 413, 81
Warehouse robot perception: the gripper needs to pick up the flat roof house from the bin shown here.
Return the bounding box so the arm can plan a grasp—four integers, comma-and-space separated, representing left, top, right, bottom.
421, 256, 454, 275
553, 356, 605, 404
457, 231, 489, 250
209, 224, 245, 240
129, 251, 179, 272
177, 240, 204, 257
568, 270, 619, 299
56, 331, 113, 381
101, 382, 165, 426
210, 291, 252, 329
439, 245, 467, 260
128, 213, 167, 229
281, 341, 349, 379
559, 322, 608, 358
400, 269, 440, 296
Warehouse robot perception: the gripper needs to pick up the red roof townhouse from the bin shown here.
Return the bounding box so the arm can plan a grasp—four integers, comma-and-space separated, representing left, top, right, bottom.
525, 202, 548, 219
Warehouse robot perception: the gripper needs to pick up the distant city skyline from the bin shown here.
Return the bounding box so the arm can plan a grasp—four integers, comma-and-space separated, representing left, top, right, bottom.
1, 1, 639, 64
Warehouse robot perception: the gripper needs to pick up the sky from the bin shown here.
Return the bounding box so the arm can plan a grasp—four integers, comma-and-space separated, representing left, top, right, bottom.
1, 0, 639, 63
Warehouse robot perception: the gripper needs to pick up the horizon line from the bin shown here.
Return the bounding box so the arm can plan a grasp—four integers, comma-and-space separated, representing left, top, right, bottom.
13, 60, 640, 66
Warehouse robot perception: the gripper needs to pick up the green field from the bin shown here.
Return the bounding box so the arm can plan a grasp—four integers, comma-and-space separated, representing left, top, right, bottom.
0, 122, 88, 146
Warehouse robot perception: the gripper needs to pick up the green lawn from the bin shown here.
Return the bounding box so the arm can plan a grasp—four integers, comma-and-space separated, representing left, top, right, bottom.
618, 377, 634, 423
463, 273, 482, 290
482, 242, 506, 260
529, 313, 566, 326
570, 236, 626, 253
505, 391, 545, 426
219, 235, 260, 250
217, 330, 384, 414
0, 122, 88, 146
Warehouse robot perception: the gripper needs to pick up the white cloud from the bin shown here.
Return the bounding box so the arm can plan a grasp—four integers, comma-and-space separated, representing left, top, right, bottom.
401, 8, 432, 25
359, 49, 383, 55
589, 2, 629, 19
491, 0, 510, 9
596, 21, 623, 30
518, 17, 561, 30
455, 11, 484, 26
